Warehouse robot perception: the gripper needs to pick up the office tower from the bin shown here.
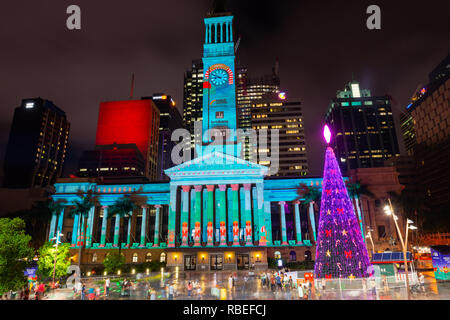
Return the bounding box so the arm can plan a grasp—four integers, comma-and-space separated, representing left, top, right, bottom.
77, 143, 145, 178
142, 94, 184, 181
3, 98, 70, 188
250, 92, 308, 176
95, 99, 160, 180
399, 112, 416, 156
325, 80, 400, 174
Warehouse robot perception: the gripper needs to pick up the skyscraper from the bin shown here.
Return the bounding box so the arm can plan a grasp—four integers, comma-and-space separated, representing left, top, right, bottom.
95, 99, 160, 180
183, 59, 204, 150
3, 98, 70, 188
325, 80, 400, 174
142, 93, 184, 181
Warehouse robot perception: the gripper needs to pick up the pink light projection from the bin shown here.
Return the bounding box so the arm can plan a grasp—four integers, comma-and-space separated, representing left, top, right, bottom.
323, 125, 331, 144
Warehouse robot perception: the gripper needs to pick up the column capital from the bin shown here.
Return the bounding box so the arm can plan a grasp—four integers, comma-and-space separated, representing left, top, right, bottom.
154, 205, 162, 209
181, 185, 191, 193
231, 184, 239, 191
102, 205, 108, 209
141, 205, 148, 209
243, 183, 252, 191
294, 201, 301, 205
218, 184, 227, 191
279, 201, 286, 205
194, 185, 203, 192
206, 185, 215, 192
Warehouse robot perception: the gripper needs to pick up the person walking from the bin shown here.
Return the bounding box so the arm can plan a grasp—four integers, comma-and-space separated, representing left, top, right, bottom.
270, 275, 276, 292
418, 273, 426, 293
382, 276, 389, 297
105, 278, 110, 297
88, 287, 95, 300
276, 273, 282, 291
369, 277, 377, 300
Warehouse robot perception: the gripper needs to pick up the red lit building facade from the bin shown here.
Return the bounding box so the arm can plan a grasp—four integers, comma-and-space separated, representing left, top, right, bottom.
95, 100, 160, 180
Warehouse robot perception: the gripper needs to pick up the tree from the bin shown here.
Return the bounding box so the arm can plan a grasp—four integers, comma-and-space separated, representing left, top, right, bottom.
107, 194, 138, 256
297, 184, 321, 241
69, 189, 98, 267
103, 252, 125, 274
314, 147, 371, 279
0, 218, 35, 294
36, 241, 71, 279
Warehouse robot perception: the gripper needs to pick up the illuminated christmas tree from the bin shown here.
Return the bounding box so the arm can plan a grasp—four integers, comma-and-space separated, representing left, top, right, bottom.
314, 125, 372, 279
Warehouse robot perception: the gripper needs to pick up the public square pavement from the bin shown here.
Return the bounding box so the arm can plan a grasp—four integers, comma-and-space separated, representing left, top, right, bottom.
42, 270, 449, 301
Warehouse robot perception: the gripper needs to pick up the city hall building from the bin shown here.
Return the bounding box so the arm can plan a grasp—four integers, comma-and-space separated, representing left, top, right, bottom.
47, 9, 362, 272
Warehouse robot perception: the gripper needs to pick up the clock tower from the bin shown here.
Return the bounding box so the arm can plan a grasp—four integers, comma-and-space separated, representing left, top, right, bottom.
201, 10, 238, 149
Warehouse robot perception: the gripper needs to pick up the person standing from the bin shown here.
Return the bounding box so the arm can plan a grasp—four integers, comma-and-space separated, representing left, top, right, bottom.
297, 283, 304, 300
419, 273, 425, 293
187, 281, 193, 298
228, 275, 233, 290
369, 277, 377, 300
81, 283, 86, 300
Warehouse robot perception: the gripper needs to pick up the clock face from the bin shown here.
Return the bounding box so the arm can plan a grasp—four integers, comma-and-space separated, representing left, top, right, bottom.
210, 69, 229, 86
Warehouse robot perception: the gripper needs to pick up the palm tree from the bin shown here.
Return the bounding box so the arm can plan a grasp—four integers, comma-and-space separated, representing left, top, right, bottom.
69, 189, 98, 267
107, 194, 138, 256
296, 184, 321, 242
48, 197, 67, 236
346, 180, 375, 238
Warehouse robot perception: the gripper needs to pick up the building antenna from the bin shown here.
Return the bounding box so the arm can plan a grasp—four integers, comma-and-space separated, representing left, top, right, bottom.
130, 73, 135, 99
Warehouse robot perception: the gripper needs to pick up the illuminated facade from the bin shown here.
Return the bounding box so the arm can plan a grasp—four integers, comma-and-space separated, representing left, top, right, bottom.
48, 9, 363, 272
3, 98, 70, 188
325, 80, 400, 174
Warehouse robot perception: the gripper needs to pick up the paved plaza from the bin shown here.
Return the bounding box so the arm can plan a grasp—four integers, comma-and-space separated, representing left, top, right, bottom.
37, 270, 450, 301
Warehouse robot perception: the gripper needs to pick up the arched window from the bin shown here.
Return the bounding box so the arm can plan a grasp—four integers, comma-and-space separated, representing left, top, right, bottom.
304, 250, 312, 261
160, 252, 166, 263
145, 252, 152, 262
92, 253, 97, 263
132, 253, 138, 263
274, 251, 281, 259
289, 251, 297, 262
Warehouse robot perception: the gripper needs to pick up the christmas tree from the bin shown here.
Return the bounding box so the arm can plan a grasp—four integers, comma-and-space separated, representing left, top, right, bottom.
314, 125, 371, 279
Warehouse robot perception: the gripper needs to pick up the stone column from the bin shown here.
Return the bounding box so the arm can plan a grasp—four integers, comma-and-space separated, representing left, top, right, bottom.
225, 22, 229, 42
140, 206, 148, 247
167, 185, 177, 248
354, 196, 365, 242
208, 24, 212, 44
153, 205, 162, 247
309, 202, 317, 242
181, 186, 191, 247
100, 206, 108, 246
243, 183, 253, 246
48, 212, 57, 241
193, 185, 202, 247
220, 23, 223, 42
205, 23, 208, 43
256, 183, 266, 246
127, 212, 132, 246
231, 184, 240, 246
215, 23, 218, 43
113, 215, 120, 247
85, 207, 95, 247
78, 215, 85, 247
71, 213, 79, 245
264, 201, 272, 245
294, 201, 302, 244
279, 201, 288, 245
218, 185, 227, 246
206, 185, 215, 246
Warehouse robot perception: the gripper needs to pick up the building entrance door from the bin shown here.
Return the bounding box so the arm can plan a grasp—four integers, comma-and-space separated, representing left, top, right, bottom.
237, 254, 250, 270
210, 254, 223, 270
184, 255, 196, 271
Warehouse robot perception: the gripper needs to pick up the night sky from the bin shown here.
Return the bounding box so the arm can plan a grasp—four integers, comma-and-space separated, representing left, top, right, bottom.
0, 0, 449, 177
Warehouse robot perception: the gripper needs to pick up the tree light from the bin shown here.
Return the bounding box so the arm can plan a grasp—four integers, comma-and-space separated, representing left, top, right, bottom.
323, 125, 331, 144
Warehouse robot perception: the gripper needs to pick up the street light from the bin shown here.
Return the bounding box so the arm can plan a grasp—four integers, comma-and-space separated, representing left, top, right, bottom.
50, 231, 64, 289
385, 198, 414, 300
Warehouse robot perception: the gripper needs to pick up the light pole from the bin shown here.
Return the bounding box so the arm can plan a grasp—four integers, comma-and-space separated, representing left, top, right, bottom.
50, 231, 64, 289
384, 199, 417, 300
365, 227, 375, 258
